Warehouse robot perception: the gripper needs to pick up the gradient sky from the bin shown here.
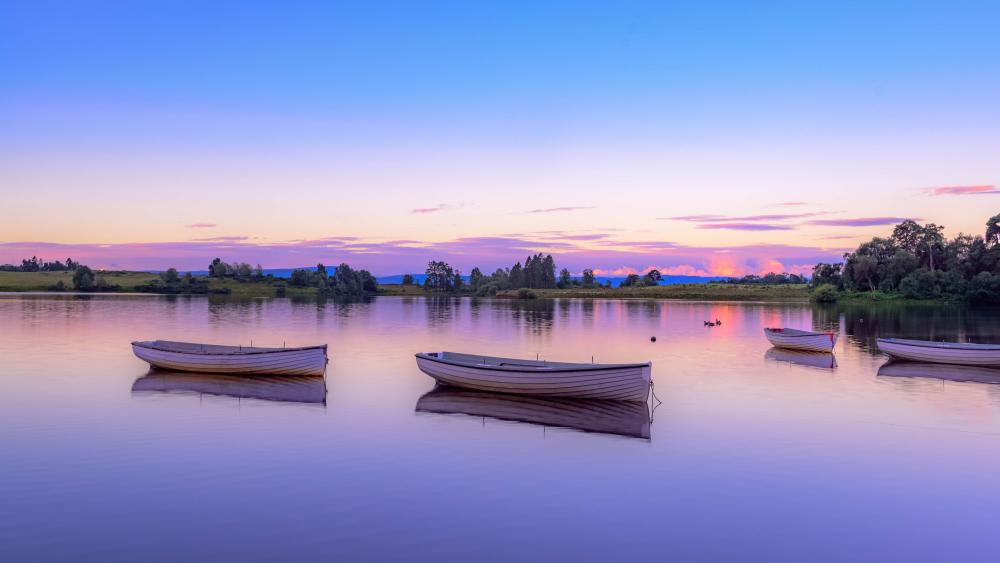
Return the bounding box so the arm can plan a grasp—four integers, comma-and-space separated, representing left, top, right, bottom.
3, 1, 999, 275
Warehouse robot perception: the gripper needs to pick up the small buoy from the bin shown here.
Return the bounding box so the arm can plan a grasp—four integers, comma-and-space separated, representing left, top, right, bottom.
650, 336, 657, 342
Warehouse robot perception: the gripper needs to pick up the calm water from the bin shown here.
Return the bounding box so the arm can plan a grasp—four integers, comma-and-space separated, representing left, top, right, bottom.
2, 295, 1000, 562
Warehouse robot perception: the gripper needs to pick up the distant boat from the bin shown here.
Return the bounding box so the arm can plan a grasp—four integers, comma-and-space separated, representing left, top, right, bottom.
765, 347, 838, 370
877, 338, 1000, 367
132, 371, 327, 404
132, 340, 328, 376
414, 351, 652, 402
764, 328, 838, 353
416, 386, 650, 439
877, 361, 1000, 385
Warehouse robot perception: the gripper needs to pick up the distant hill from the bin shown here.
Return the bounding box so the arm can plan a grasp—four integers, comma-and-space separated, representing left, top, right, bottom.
178, 268, 727, 287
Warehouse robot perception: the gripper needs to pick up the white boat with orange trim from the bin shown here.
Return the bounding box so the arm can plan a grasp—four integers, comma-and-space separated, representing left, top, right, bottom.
764, 328, 838, 353
877, 338, 1000, 367
414, 351, 652, 402
132, 340, 328, 376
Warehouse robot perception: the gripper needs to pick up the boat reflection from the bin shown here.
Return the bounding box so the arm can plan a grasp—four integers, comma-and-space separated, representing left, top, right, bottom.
765, 348, 838, 370
415, 386, 650, 440
877, 361, 1000, 385
132, 371, 327, 405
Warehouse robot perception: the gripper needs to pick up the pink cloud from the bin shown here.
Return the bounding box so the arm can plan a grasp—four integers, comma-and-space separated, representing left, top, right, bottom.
411, 204, 450, 214
806, 217, 913, 227
187, 223, 217, 228
188, 236, 250, 242
519, 206, 594, 214
662, 212, 825, 223
922, 184, 999, 196
774, 202, 807, 206
696, 223, 795, 231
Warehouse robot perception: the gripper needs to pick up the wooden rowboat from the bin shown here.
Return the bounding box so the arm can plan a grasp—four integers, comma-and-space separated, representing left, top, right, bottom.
416, 386, 650, 439
877, 338, 1000, 367
132, 340, 327, 376
414, 352, 652, 402
132, 371, 327, 404
764, 328, 838, 353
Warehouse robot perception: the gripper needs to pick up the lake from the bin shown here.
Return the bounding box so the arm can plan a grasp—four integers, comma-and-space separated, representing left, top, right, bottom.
2, 294, 1000, 562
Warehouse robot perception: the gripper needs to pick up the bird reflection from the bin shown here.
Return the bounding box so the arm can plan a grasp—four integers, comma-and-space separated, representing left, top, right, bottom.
416, 386, 650, 440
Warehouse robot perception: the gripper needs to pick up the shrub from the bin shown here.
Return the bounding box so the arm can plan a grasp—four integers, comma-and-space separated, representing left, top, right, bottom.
899, 269, 966, 299
516, 288, 537, 299
967, 272, 1000, 303
810, 283, 839, 303
72, 266, 95, 291
475, 283, 499, 297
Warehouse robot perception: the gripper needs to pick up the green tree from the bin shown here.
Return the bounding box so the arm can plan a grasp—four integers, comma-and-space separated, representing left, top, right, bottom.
73, 266, 95, 290
581, 269, 596, 289
424, 261, 455, 292
160, 268, 180, 284
469, 267, 484, 292
508, 262, 524, 289
642, 269, 662, 286
986, 214, 1000, 248
402, 274, 415, 285
621, 274, 641, 287
558, 268, 571, 289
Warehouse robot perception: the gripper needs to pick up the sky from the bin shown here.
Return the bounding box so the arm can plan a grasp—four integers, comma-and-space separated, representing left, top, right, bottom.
2, 1, 999, 275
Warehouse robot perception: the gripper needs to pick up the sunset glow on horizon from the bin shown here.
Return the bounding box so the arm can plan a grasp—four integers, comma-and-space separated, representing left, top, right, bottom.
3, 2, 998, 275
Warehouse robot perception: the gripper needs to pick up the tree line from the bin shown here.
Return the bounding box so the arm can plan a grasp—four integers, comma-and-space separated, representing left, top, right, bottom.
288, 263, 378, 297
811, 214, 1000, 302
415, 254, 633, 296
0, 256, 82, 272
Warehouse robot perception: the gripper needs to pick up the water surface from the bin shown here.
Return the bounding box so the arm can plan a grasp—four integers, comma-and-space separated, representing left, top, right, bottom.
2, 295, 999, 562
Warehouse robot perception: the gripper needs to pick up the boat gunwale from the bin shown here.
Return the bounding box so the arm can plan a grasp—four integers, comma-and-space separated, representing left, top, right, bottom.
132, 340, 328, 356
877, 338, 1000, 351
764, 328, 836, 338
415, 352, 650, 373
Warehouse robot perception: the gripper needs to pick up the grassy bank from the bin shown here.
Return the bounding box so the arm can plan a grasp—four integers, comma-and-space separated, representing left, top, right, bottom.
0, 270, 159, 291
0, 271, 314, 298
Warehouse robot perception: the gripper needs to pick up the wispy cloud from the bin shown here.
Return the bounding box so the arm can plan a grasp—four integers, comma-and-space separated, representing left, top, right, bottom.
922, 184, 999, 196
411, 204, 450, 214
696, 223, 795, 231
806, 217, 913, 227
519, 206, 595, 214
661, 212, 825, 223
188, 235, 250, 242
187, 223, 217, 228
774, 201, 807, 206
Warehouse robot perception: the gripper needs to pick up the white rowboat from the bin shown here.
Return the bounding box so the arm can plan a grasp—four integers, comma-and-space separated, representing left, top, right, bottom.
877, 338, 1000, 367
764, 328, 838, 353
132, 340, 327, 376
416, 387, 650, 439
414, 352, 652, 402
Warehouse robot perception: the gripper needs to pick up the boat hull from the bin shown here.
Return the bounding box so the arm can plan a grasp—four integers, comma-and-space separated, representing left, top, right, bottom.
764, 329, 837, 353
132, 342, 327, 376
877, 338, 1000, 367
415, 354, 651, 402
